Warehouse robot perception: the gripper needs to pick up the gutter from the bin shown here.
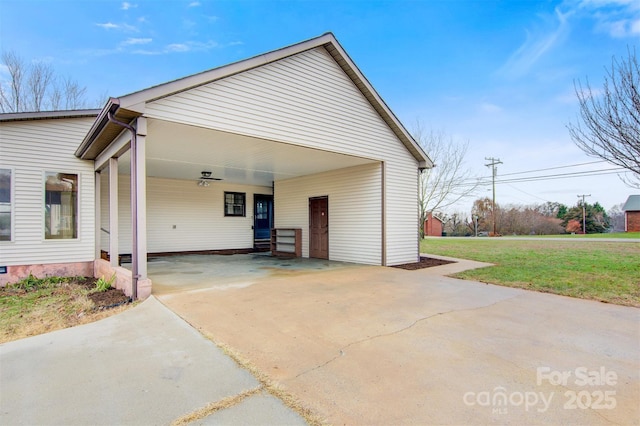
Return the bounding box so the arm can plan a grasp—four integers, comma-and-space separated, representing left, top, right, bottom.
106, 110, 139, 301
75, 98, 121, 158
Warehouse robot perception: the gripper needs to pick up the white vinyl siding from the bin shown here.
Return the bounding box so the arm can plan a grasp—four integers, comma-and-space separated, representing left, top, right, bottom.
146, 46, 419, 264
99, 175, 271, 254
275, 163, 382, 264
0, 118, 95, 265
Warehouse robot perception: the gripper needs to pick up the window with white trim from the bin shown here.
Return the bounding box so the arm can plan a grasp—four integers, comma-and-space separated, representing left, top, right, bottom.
45, 172, 78, 239
0, 168, 11, 241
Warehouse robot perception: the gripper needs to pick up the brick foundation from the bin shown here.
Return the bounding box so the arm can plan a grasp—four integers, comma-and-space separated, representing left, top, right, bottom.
0, 262, 94, 286
0, 260, 152, 300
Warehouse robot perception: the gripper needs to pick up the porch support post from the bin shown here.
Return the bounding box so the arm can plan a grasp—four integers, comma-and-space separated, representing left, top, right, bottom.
133, 117, 148, 280
94, 170, 101, 259
108, 157, 119, 267
381, 161, 386, 266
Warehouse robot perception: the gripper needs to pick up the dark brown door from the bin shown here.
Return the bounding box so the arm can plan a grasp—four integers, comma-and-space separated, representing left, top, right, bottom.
309, 197, 328, 259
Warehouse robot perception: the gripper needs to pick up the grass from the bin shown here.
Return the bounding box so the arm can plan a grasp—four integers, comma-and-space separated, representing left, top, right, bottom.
421, 238, 640, 307
0, 275, 133, 343
503, 232, 640, 239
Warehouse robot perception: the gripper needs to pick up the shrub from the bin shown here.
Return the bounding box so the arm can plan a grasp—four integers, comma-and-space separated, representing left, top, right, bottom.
94, 274, 116, 292
9, 274, 70, 291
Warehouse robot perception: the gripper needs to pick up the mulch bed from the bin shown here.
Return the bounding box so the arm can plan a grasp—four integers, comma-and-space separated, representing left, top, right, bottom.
391, 256, 456, 270
76, 277, 131, 309
88, 288, 131, 309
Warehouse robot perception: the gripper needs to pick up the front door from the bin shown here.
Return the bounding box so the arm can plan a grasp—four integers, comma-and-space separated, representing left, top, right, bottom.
253, 194, 273, 242
309, 196, 328, 259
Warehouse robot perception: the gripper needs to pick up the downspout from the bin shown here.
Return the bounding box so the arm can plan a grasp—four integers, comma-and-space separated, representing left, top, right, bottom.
107, 112, 139, 300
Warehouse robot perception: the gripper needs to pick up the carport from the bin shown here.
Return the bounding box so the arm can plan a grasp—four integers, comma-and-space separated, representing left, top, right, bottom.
75, 33, 432, 300
86, 110, 380, 300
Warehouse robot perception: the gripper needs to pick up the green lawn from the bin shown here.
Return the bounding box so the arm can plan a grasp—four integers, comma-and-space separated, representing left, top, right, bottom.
421, 238, 640, 307
503, 232, 640, 239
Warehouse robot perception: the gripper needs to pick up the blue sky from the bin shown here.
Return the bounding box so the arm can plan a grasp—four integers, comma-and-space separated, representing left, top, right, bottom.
1, 0, 639, 214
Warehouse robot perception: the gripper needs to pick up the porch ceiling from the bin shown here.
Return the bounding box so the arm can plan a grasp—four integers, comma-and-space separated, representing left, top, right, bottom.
117, 119, 377, 186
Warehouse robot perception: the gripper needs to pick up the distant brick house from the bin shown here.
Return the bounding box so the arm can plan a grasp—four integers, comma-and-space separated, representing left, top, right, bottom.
424, 213, 444, 237
623, 195, 640, 232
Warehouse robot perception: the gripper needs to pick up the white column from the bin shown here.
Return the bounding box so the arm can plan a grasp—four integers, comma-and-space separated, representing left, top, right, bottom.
94, 171, 101, 259
108, 158, 119, 267
134, 117, 148, 279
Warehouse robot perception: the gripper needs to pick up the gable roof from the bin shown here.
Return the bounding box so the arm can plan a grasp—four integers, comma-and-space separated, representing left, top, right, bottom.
623, 195, 640, 212
75, 32, 432, 168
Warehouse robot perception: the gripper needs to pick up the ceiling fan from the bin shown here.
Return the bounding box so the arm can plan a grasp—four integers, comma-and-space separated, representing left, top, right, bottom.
197, 171, 222, 186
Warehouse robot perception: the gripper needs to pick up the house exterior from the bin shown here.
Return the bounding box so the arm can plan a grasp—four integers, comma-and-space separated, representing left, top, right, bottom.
622, 195, 640, 232
0, 33, 432, 298
0, 111, 100, 283
423, 213, 444, 237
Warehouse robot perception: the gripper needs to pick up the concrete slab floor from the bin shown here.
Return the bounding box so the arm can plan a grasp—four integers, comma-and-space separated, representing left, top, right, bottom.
146, 253, 362, 295
159, 264, 640, 425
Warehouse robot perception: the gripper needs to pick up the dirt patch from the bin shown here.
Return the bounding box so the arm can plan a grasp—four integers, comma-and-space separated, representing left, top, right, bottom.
391, 256, 455, 270
88, 288, 131, 309
1, 276, 134, 343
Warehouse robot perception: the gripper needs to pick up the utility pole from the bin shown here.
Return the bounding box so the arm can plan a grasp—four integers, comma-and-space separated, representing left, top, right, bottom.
474, 215, 478, 237
577, 194, 591, 235
485, 157, 503, 236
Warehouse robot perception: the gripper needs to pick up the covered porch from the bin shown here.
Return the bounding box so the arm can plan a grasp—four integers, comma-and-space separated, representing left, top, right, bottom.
77, 33, 431, 300
90, 114, 381, 299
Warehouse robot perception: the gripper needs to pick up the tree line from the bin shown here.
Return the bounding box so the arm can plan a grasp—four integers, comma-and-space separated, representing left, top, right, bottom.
437, 199, 621, 236
0, 51, 99, 113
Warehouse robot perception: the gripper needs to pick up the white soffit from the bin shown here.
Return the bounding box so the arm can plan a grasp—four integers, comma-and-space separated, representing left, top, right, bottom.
116, 119, 377, 186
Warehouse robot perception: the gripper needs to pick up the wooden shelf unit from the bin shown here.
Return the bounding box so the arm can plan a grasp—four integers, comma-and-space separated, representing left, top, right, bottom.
270, 228, 302, 257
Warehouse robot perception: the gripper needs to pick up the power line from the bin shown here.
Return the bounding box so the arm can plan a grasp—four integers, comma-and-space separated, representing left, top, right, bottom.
453, 167, 627, 188
497, 160, 608, 178
494, 168, 625, 184
505, 183, 553, 203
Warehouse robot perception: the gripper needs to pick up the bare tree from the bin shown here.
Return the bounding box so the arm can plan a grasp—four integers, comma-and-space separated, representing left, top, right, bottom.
567, 48, 640, 188
608, 203, 625, 232
27, 62, 54, 111
413, 121, 480, 236
0, 51, 25, 112
0, 50, 90, 112
62, 76, 88, 109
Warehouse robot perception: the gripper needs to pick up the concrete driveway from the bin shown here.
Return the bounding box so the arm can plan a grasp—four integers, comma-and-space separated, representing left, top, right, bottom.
158, 258, 640, 425
0, 296, 306, 425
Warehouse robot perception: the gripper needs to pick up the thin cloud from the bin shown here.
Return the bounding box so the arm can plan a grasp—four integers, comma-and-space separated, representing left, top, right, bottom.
595, 16, 640, 37
123, 37, 152, 45
498, 7, 572, 78
131, 40, 231, 55
167, 40, 220, 52
567, 0, 640, 38
121, 2, 137, 10
167, 43, 190, 52
96, 22, 119, 30
189, 1, 201, 7
95, 22, 139, 32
